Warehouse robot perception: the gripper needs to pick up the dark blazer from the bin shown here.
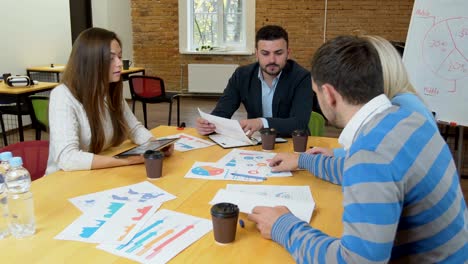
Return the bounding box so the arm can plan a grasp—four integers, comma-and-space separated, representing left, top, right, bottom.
211, 59, 314, 137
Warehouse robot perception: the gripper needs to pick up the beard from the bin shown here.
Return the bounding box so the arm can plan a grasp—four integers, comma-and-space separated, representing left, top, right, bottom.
260, 63, 282, 77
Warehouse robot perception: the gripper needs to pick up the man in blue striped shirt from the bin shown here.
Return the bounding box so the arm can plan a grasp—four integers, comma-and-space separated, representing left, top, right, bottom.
248, 35, 467, 263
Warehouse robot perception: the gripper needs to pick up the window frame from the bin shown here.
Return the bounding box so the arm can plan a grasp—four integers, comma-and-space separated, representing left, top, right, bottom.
178, 0, 255, 55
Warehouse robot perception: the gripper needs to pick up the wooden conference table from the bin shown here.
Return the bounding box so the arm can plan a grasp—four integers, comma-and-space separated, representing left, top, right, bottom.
0, 81, 58, 141
0, 126, 343, 263
26, 65, 146, 82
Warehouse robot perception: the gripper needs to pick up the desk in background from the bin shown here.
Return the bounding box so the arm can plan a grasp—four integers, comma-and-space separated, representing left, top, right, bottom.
0, 126, 343, 263
26, 65, 65, 82
121, 67, 145, 80
27, 65, 145, 82
0, 82, 57, 142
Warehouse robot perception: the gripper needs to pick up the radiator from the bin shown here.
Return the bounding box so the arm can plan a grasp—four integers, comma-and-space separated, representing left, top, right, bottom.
188, 64, 238, 93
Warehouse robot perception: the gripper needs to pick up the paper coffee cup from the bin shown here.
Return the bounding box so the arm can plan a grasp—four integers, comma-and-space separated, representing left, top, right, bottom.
210, 203, 239, 244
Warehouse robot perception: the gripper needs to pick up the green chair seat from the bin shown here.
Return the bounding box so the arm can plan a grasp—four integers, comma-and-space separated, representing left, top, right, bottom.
308, 111, 325, 136
29, 95, 49, 140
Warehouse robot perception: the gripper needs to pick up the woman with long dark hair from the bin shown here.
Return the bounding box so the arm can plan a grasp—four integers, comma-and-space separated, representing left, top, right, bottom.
46, 27, 172, 174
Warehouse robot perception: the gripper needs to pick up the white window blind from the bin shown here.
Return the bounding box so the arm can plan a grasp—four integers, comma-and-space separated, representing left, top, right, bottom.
179, 0, 255, 55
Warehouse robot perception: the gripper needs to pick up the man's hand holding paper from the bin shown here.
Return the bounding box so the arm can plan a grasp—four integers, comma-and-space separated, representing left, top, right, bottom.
239, 118, 264, 137
195, 117, 216, 135
197, 108, 254, 145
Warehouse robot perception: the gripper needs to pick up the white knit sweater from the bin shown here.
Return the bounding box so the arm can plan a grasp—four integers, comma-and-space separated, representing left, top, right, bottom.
46, 84, 153, 174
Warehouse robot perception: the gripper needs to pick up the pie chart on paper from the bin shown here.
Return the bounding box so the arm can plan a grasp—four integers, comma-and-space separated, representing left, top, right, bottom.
191, 166, 224, 176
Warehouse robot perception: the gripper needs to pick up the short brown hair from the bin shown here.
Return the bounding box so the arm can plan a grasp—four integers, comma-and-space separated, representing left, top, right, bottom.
311, 35, 383, 105
255, 25, 288, 48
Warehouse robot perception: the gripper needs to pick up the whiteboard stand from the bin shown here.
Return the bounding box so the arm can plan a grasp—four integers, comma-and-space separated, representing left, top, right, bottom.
403, 0, 468, 177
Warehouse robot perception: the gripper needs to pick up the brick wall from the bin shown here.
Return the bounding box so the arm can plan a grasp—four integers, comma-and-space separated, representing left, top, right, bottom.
132, 0, 415, 92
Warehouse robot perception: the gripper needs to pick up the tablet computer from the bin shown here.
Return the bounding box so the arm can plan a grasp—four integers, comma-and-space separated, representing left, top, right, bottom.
114, 138, 178, 157
208, 134, 288, 149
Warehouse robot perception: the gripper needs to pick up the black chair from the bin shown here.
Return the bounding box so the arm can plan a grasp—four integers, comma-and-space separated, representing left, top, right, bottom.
0, 95, 32, 146
128, 75, 178, 128
0, 110, 7, 146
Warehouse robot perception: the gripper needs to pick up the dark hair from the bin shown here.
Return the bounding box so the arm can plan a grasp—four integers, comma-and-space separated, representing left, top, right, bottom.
62, 27, 128, 153
311, 35, 384, 105
255, 25, 288, 48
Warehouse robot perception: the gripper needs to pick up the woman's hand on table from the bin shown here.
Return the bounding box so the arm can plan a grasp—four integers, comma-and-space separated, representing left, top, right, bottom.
161, 144, 174, 157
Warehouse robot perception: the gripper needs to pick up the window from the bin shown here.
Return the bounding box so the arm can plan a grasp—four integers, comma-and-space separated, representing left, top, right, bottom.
179, 0, 255, 55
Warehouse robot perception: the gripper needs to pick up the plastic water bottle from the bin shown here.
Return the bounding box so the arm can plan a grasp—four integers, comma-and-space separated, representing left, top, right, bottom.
0, 152, 12, 239
5, 157, 35, 238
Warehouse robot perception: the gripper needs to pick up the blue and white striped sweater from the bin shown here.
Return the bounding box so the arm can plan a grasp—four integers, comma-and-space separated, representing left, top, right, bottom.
272, 106, 468, 263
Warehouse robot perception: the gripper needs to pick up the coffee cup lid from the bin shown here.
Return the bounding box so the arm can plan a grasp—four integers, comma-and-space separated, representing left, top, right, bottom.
211, 203, 239, 218
260, 128, 276, 135
292, 129, 307, 136
143, 150, 164, 159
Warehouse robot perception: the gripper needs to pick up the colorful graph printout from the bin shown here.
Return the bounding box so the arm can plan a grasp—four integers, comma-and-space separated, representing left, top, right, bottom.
184, 162, 264, 182
210, 189, 315, 223
191, 163, 225, 176
217, 149, 292, 178
158, 133, 215, 152
226, 184, 314, 202
69, 181, 176, 213
55, 201, 160, 244
97, 209, 212, 264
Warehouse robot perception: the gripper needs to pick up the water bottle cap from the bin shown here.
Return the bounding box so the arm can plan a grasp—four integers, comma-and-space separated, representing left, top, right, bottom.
0, 152, 13, 161
9, 157, 23, 167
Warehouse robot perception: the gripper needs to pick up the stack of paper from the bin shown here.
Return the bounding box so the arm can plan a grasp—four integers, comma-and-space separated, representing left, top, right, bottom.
198, 108, 255, 147
184, 149, 292, 182
55, 200, 161, 244
210, 184, 315, 223
197, 108, 288, 148
55, 182, 212, 264
97, 209, 212, 264
158, 133, 215, 152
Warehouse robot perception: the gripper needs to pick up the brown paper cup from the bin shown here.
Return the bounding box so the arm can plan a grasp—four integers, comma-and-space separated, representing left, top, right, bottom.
143, 150, 164, 179
292, 129, 308, 153
260, 128, 277, 151
211, 203, 239, 244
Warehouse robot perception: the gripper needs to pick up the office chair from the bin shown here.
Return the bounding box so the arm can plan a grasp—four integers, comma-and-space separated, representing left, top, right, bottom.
29, 95, 49, 140
308, 111, 326, 136
0, 95, 32, 146
0, 111, 7, 147
128, 75, 178, 128
0, 140, 49, 181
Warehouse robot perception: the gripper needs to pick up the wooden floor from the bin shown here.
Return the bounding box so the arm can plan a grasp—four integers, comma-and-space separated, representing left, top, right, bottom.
3, 96, 467, 200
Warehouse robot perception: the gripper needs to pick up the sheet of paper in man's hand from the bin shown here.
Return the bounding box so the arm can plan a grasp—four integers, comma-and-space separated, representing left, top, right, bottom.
198, 108, 254, 145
